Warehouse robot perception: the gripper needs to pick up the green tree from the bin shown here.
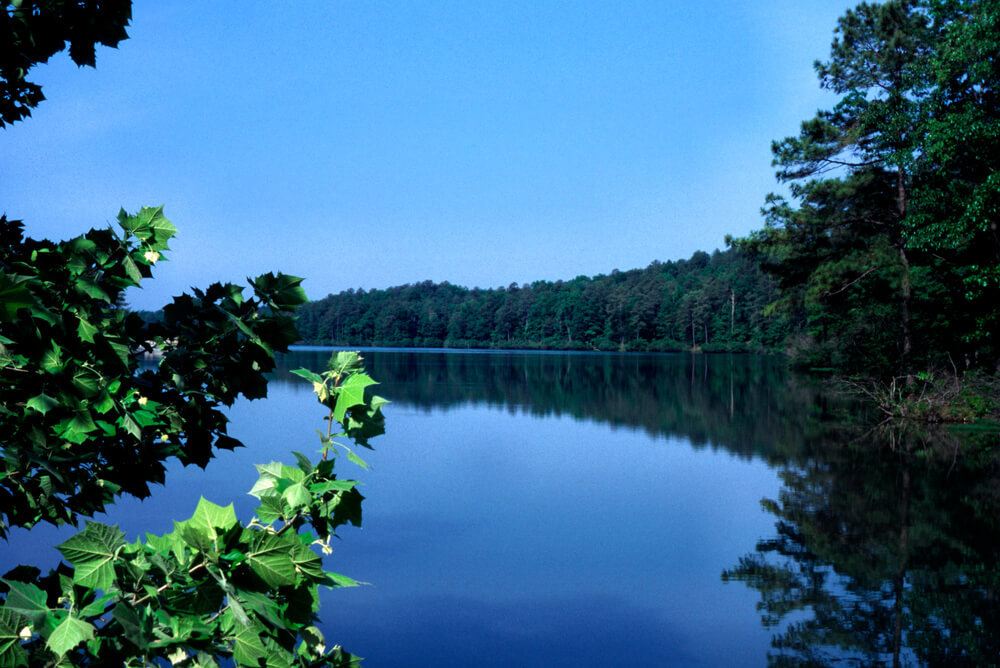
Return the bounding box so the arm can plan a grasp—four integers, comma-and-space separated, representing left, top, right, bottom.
735, 0, 1000, 377
907, 0, 1000, 365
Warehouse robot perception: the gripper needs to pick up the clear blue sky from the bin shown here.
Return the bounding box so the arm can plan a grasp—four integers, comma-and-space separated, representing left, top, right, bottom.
1, 1, 854, 309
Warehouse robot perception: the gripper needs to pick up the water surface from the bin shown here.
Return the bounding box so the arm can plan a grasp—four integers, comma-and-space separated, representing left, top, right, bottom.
4, 349, 998, 666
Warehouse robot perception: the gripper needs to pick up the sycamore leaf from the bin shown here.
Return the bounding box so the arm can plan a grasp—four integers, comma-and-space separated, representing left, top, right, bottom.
246, 533, 297, 588
0, 608, 27, 667
187, 498, 238, 542
289, 369, 322, 384
119, 206, 176, 250
336, 374, 377, 409
40, 344, 63, 374
344, 448, 369, 471
45, 615, 94, 658
232, 627, 267, 667
24, 394, 58, 415
0, 273, 33, 321
74, 279, 110, 303
255, 496, 284, 524
121, 254, 143, 284
308, 480, 357, 494
113, 603, 150, 650
76, 317, 98, 344
56, 522, 125, 591
78, 593, 114, 618
282, 483, 310, 511
323, 571, 361, 588
0, 580, 47, 625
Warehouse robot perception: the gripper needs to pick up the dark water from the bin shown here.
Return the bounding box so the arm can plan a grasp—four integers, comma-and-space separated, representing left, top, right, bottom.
4, 349, 999, 666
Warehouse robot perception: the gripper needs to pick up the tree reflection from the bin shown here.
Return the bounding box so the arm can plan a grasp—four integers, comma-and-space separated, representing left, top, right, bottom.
277, 350, 841, 462
723, 424, 1000, 666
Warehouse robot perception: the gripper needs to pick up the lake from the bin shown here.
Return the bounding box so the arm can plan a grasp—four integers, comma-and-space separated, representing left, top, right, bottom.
3, 348, 999, 666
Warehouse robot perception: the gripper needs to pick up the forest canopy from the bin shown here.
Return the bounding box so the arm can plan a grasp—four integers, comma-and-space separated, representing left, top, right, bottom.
295, 249, 788, 353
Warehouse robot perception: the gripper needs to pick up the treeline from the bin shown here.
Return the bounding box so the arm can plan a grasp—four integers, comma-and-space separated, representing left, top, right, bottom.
295, 249, 788, 351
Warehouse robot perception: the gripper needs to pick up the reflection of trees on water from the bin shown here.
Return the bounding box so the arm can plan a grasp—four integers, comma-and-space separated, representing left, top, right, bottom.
723, 426, 1000, 666
276, 350, 846, 462
278, 349, 1000, 664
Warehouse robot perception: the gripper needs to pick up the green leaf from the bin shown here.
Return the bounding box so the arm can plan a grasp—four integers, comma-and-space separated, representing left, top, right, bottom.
0, 273, 33, 322
118, 206, 176, 250
225, 312, 270, 354
112, 603, 150, 650
246, 533, 297, 588
344, 448, 369, 471
292, 451, 313, 474
45, 614, 94, 658
121, 254, 143, 284
309, 480, 357, 494
337, 373, 377, 408
76, 317, 98, 344
232, 626, 267, 667
282, 483, 311, 511
74, 279, 110, 303
56, 409, 98, 443
290, 369, 323, 384
249, 273, 307, 311
323, 571, 361, 588
255, 495, 284, 524
40, 344, 63, 374
0, 580, 47, 625
78, 593, 114, 618
56, 522, 125, 591
24, 394, 58, 415
71, 369, 100, 396
290, 543, 324, 581
92, 390, 115, 414
0, 608, 27, 668
187, 498, 238, 541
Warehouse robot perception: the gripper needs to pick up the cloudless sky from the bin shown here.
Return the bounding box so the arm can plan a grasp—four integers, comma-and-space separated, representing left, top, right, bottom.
1, 1, 855, 309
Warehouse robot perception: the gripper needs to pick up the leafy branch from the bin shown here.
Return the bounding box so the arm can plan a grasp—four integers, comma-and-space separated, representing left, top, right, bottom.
0, 351, 386, 666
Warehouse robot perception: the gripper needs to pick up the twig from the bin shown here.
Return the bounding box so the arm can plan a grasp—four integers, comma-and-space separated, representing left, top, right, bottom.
825, 267, 878, 297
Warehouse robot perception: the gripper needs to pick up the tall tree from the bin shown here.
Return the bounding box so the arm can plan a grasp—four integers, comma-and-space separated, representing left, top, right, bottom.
772, 0, 929, 368
736, 0, 1000, 376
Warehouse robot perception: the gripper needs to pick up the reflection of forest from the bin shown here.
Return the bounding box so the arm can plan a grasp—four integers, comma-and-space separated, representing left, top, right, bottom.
21, 360, 995, 662
724, 426, 1000, 666
278, 349, 1000, 664
275, 350, 845, 462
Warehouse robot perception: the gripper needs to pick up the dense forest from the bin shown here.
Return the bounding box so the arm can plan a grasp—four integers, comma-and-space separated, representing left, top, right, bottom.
295, 249, 788, 352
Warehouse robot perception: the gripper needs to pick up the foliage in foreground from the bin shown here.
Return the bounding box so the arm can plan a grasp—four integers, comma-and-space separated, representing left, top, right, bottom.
0, 0, 133, 127
0, 351, 386, 666
0, 208, 306, 535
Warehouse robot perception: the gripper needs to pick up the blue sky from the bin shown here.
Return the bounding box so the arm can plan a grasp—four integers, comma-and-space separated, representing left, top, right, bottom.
1, 1, 854, 309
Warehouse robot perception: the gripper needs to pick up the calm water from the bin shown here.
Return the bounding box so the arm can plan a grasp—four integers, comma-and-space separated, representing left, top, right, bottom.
4, 349, 999, 666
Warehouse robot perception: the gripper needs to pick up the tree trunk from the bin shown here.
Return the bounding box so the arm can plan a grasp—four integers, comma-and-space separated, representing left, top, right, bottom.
730, 290, 735, 340
897, 168, 913, 373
